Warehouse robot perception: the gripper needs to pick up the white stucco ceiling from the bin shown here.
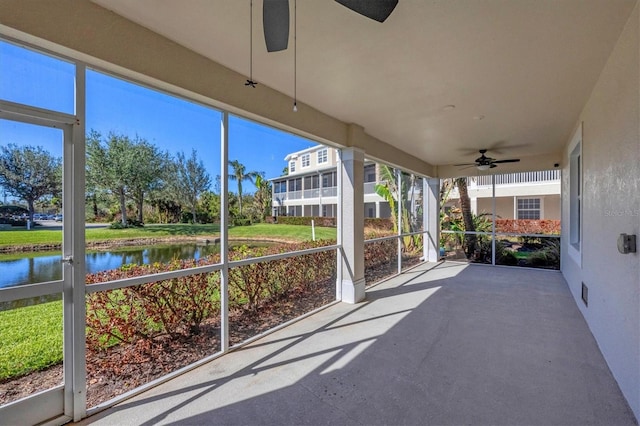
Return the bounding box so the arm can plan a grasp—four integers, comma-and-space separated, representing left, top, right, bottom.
92, 0, 636, 170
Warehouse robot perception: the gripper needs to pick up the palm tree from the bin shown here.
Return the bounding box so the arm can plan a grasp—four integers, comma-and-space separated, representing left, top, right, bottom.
252, 173, 272, 222
228, 159, 260, 216
374, 165, 416, 249
375, 165, 399, 232
454, 177, 476, 257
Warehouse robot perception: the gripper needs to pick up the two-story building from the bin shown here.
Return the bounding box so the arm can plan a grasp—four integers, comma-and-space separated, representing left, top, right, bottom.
444, 170, 561, 220
273, 146, 561, 221
270, 145, 392, 218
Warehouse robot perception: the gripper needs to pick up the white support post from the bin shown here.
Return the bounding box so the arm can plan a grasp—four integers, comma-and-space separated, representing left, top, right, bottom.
491, 174, 496, 266
220, 112, 229, 351
69, 63, 87, 422
422, 178, 428, 262
397, 169, 402, 274
425, 177, 440, 262
318, 172, 323, 217
336, 155, 343, 301
338, 148, 365, 303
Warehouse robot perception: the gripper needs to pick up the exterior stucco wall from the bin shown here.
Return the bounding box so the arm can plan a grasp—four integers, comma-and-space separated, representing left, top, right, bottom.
544, 196, 561, 220
562, 3, 640, 419
476, 197, 512, 218
474, 195, 560, 220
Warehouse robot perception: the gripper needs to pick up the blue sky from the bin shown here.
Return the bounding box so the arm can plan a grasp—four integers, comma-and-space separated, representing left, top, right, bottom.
0, 40, 316, 195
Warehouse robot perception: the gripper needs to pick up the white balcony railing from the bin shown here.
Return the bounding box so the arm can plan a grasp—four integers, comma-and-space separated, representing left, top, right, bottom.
287, 190, 302, 200
321, 187, 337, 197
472, 170, 561, 187
364, 182, 378, 194
273, 183, 374, 203
303, 189, 320, 198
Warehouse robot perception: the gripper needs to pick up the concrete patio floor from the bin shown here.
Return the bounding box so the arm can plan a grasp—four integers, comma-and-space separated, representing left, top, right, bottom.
76, 262, 637, 425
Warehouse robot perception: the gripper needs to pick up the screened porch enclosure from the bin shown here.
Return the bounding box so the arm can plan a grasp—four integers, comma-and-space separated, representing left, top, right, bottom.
74, 262, 637, 426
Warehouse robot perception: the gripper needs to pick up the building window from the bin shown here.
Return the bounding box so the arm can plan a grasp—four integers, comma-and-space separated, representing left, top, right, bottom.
570, 142, 581, 249
288, 178, 302, 192
288, 206, 302, 216
304, 174, 319, 190
364, 164, 377, 183
517, 198, 541, 219
322, 204, 336, 217
273, 181, 286, 193
323, 171, 336, 188
317, 148, 328, 164
289, 160, 296, 173
301, 153, 310, 168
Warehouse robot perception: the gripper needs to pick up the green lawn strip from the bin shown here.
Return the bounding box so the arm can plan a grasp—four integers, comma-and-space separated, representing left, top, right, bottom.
0, 229, 62, 246
0, 300, 63, 380
87, 223, 221, 239
0, 223, 335, 248
512, 251, 532, 260
228, 223, 336, 242
0, 223, 222, 248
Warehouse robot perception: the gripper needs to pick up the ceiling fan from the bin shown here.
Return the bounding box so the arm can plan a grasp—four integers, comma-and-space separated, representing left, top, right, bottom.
455, 149, 521, 171
263, 0, 399, 52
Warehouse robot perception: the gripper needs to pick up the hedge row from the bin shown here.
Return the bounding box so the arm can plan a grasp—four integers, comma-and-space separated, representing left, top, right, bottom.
364, 218, 394, 230
274, 216, 336, 227
268, 216, 394, 230
85, 237, 414, 351
85, 240, 336, 350
495, 219, 561, 235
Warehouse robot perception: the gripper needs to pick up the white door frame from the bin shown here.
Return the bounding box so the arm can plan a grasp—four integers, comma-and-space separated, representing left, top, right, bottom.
0, 99, 86, 424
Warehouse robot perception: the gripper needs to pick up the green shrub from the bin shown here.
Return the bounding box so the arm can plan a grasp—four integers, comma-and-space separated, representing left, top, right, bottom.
233, 218, 252, 226
528, 238, 560, 269
85, 240, 338, 350
276, 216, 336, 227
109, 218, 144, 229
86, 258, 221, 349
364, 239, 397, 270
364, 218, 394, 230
496, 249, 518, 266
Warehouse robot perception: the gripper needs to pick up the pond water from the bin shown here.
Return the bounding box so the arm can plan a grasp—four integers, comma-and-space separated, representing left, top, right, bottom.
0, 241, 270, 288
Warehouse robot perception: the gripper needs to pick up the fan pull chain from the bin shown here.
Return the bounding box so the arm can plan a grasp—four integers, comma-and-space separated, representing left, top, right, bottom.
245, 0, 257, 88
293, 0, 298, 111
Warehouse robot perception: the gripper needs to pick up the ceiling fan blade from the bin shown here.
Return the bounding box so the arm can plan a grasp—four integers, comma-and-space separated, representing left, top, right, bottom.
263, 0, 289, 52
492, 159, 520, 164
335, 0, 399, 22
453, 163, 475, 166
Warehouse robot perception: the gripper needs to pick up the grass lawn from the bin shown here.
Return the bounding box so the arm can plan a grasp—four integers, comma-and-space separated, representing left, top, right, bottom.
229, 223, 336, 241
0, 300, 63, 380
0, 223, 336, 248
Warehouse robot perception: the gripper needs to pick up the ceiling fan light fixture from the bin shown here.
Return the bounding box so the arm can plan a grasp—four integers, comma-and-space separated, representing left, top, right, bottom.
476, 164, 491, 171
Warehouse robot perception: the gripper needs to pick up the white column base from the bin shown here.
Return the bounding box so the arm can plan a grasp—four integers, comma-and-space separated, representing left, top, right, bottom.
341, 278, 366, 304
